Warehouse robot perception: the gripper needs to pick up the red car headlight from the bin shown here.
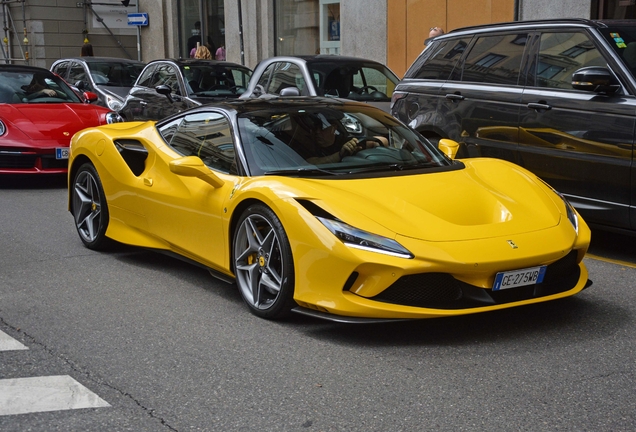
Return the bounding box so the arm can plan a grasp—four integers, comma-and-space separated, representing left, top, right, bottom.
0, 119, 5, 136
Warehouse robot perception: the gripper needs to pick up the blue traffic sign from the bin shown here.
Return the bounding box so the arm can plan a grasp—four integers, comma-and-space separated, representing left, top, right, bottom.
128, 13, 148, 26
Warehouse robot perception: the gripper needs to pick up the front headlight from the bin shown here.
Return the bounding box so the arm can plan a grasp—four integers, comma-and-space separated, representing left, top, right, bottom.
560, 193, 579, 234
536, 178, 579, 234
105, 112, 124, 124
106, 94, 123, 111
317, 217, 414, 259
0, 119, 5, 136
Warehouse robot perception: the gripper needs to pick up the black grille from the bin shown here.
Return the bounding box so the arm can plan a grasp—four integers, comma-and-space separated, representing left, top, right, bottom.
41, 155, 68, 169
370, 251, 582, 309
0, 154, 37, 169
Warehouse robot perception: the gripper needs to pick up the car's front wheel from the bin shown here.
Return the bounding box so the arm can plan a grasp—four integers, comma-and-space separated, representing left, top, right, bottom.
72, 163, 111, 250
233, 204, 295, 319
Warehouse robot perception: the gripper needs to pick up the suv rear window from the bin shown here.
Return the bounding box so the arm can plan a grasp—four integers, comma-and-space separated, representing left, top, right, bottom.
460, 33, 529, 85
408, 38, 471, 80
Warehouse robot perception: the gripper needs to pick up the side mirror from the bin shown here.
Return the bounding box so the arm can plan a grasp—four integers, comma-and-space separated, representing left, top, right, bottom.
83, 91, 99, 103
279, 86, 300, 96
438, 138, 460, 159
169, 156, 225, 188
155, 84, 174, 102
571, 66, 620, 94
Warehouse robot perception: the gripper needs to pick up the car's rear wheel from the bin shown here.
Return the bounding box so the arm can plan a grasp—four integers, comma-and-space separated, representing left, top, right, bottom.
233, 204, 295, 319
72, 163, 111, 250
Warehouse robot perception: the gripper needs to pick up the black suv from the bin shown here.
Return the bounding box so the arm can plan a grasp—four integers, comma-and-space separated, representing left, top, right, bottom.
391, 19, 636, 234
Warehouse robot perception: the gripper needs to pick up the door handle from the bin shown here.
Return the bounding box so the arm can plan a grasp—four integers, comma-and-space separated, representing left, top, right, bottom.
143, 177, 153, 186
527, 102, 551, 111
445, 93, 465, 102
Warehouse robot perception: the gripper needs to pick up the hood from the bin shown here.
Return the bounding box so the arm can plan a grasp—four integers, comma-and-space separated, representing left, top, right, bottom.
296, 159, 562, 242
96, 85, 130, 100
0, 103, 107, 141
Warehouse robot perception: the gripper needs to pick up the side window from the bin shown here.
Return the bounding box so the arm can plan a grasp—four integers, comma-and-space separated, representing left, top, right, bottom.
137, 65, 157, 87
411, 38, 471, 80
256, 63, 276, 91
151, 64, 181, 95
534, 32, 605, 89
268, 62, 305, 95
230, 69, 251, 89
461, 33, 528, 85
354, 66, 395, 98
67, 62, 87, 84
52, 61, 69, 79
170, 112, 235, 174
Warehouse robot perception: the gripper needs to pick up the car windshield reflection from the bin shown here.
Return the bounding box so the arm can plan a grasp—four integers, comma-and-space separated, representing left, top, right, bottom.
238, 104, 450, 176
0, 70, 82, 104
182, 64, 252, 97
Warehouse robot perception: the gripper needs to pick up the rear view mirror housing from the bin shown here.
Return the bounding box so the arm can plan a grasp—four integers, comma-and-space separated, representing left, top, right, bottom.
571, 66, 620, 94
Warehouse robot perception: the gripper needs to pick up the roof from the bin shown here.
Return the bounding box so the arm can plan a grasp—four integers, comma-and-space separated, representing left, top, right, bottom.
148, 58, 250, 70
52, 56, 145, 65
0, 64, 54, 74
156, 96, 366, 124
447, 18, 636, 36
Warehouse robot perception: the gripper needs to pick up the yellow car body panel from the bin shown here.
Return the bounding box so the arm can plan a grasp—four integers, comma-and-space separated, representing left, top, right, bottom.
68, 110, 591, 321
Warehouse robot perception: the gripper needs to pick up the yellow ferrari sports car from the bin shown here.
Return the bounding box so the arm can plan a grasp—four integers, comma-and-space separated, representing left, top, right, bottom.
68, 97, 591, 322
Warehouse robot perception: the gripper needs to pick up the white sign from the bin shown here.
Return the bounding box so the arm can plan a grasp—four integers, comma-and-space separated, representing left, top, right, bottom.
91, 5, 136, 29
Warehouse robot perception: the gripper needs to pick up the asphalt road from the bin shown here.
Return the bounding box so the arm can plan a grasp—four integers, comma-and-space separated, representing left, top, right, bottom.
1, 175, 635, 431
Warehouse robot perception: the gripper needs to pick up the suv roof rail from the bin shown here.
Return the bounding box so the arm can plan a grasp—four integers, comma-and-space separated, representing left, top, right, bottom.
448, 18, 601, 34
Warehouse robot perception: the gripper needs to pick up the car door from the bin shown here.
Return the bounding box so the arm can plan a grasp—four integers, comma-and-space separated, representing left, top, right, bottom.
392, 37, 471, 141
439, 32, 531, 162
519, 30, 636, 230
127, 63, 190, 121
137, 111, 237, 269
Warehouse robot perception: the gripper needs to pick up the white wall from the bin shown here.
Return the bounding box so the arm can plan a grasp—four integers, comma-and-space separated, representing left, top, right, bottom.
520, 0, 591, 20
340, 0, 387, 63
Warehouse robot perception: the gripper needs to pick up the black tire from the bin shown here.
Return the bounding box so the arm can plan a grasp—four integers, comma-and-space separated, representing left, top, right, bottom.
71, 163, 111, 250
233, 204, 296, 319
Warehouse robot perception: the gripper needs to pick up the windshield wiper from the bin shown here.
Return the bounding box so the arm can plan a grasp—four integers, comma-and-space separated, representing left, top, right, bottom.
263, 167, 341, 176
347, 161, 440, 174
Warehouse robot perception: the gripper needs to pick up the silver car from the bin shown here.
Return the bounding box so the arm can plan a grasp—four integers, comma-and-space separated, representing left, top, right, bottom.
241, 55, 399, 112
51, 57, 145, 110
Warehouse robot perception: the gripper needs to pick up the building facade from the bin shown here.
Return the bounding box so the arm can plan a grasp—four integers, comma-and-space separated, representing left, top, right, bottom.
1, 0, 634, 77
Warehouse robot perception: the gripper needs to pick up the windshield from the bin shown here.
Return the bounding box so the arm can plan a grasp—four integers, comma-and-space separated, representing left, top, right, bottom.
87, 61, 144, 87
599, 25, 636, 77
182, 64, 252, 97
237, 104, 451, 177
307, 61, 399, 101
0, 70, 82, 104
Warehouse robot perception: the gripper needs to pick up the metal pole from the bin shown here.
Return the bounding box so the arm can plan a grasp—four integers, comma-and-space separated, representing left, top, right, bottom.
136, 0, 140, 61
237, 0, 245, 65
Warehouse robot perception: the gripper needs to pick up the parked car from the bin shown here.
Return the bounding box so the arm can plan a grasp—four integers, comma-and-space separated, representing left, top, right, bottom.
240, 55, 400, 112
391, 18, 636, 234
68, 96, 590, 322
0, 65, 122, 175
118, 58, 252, 121
51, 57, 145, 110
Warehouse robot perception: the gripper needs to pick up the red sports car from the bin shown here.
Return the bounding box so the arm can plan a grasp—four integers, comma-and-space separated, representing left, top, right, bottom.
0, 65, 122, 174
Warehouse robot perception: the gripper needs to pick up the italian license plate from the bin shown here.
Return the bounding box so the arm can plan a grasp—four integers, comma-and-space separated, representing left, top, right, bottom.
493, 265, 547, 291
55, 147, 69, 160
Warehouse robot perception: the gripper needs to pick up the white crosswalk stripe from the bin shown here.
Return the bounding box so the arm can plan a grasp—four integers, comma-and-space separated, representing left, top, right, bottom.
0, 330, 110, 416
0, 330, 27, 351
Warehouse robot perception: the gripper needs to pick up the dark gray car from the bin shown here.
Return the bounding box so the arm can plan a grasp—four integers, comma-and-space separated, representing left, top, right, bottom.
118, 58, 252, 122
51, 57, 145, 110
241, 55, 399, 112
391, 18, 636, 234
